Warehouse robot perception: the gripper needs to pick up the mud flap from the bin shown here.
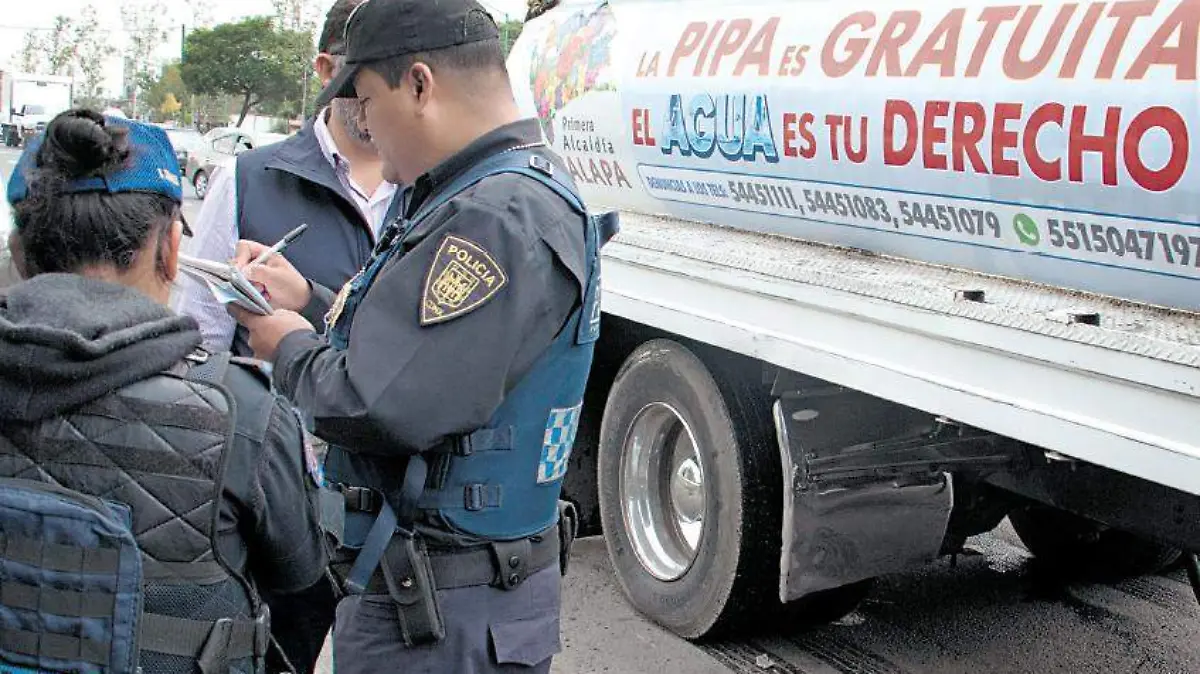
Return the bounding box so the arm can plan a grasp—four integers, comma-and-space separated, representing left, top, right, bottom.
772, 395, 954, 601
780, 475, 952, 600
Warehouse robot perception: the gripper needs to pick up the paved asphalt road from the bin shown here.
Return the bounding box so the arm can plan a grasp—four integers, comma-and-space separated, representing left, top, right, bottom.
308, 524, 1200, 674
4, 145, 1200, 673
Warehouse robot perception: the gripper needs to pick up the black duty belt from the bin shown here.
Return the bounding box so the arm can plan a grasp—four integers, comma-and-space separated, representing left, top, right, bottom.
331, 527, 560, 594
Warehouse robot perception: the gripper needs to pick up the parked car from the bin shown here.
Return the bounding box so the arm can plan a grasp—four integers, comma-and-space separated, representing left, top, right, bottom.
161, 127, 205, 176
185, 128, 288, 198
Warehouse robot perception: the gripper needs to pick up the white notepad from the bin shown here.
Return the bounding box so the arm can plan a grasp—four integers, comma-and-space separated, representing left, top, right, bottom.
177, 253, 274, 316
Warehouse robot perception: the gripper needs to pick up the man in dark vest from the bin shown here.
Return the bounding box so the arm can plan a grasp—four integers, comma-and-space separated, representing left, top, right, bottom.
175, 0, 396, 356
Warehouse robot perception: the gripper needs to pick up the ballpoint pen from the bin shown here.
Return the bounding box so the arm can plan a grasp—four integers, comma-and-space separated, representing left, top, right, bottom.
246, 223, 310, 270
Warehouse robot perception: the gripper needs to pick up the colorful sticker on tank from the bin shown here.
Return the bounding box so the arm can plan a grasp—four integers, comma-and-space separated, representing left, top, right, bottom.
529, 2, 618, 144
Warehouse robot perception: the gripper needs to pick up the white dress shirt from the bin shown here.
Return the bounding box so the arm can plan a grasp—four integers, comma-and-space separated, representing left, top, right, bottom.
174, 110, 396, 351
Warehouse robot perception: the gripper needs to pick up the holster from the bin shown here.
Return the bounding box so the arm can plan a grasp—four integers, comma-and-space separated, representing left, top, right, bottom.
557, 500, 579, 576
380, 530, 446, 647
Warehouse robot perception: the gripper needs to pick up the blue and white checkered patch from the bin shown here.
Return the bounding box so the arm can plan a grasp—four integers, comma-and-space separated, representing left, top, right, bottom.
537, 403, 582, 484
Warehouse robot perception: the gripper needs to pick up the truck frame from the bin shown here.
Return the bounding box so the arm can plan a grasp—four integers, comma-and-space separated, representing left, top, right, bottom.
571, 212, 1199, 636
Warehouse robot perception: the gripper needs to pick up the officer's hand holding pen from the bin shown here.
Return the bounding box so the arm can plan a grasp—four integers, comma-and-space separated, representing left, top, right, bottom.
233, 238, 312, 313
228, 236, 317, 362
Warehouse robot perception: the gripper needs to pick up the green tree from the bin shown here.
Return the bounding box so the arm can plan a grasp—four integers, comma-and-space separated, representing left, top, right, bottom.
18, 32, 44, 73
122, 0, 171, 118
499, 20, 524, 57
18, 15, 81, 77
144, 63, 189, 112
74, 5, 116, 108
160, 93, 182, 118
15, 4, 112, 106
271, 0, 320, 32
181, 17, 314, 127
45, 16, 78, 76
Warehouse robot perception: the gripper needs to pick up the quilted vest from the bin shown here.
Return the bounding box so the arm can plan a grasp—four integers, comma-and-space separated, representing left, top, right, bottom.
0, 353, 270, 673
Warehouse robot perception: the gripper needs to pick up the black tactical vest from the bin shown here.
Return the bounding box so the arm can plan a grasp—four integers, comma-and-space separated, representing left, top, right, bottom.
0, 352, 271, 673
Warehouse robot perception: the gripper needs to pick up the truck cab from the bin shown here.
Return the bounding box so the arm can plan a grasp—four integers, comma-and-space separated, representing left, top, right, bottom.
2, 74, 74, 148
9, 104, 49, 144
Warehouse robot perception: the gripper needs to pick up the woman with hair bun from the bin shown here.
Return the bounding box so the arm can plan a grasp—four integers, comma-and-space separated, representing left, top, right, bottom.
0, 109, 335, 674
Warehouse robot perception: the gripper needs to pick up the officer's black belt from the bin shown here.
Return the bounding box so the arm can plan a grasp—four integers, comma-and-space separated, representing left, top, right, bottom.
333, 528, 560, 594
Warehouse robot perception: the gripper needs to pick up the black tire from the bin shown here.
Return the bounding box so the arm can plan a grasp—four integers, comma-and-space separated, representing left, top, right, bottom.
1009, 505, 1182, 579
193, 170, 208, 199
598, 339, 784, 639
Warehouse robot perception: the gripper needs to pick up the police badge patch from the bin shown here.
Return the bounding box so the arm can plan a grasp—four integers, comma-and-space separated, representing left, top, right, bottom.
420, 235, 508, 325
324, 274, 357, 332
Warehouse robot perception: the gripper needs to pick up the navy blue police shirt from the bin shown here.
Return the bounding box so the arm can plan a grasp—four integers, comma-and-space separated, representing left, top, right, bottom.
271, 119, 583, 456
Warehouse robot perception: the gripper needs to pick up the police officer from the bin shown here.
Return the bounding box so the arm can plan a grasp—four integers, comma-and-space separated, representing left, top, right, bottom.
229, 0, 615, 672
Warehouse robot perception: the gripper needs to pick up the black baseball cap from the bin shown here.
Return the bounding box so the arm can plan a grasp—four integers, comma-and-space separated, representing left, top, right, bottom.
314, 0, 501, 108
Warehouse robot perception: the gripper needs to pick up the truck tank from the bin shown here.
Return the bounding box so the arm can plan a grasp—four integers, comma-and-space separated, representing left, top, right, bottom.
507, 0, 1200, 313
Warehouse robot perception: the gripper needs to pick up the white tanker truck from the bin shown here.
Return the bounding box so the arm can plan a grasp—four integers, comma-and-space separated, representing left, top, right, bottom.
506, 0, 1200, 638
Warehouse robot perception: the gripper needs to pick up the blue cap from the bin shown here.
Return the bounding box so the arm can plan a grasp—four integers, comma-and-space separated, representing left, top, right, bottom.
6, 115, 185, 206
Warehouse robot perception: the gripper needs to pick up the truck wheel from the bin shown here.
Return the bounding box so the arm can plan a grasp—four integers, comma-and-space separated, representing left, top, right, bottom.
1009, 505, 1181, 578
193, 170, 209, 199
598, 339, 782, 638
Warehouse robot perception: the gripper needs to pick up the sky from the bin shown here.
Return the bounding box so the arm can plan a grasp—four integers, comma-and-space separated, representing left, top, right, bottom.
0, 0, 529, 97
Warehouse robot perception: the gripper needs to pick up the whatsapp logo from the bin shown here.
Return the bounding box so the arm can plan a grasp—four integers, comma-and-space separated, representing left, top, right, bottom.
1013, 214, 1040, 246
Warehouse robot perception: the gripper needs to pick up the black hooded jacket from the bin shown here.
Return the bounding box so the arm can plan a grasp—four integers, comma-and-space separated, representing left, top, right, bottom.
0, 274, 332, 671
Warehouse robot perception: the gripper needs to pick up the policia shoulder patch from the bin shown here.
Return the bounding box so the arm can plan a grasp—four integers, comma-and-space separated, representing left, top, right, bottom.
421, 235, 508, 326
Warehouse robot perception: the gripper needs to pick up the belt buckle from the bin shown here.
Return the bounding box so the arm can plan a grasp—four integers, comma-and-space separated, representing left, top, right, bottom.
338, 483, 380, 513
